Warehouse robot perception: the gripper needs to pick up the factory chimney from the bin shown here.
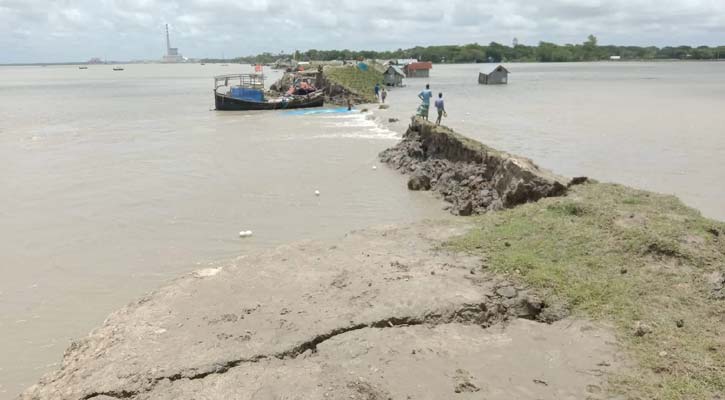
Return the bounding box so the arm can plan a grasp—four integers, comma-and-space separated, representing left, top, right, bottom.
165, 24, 171, 54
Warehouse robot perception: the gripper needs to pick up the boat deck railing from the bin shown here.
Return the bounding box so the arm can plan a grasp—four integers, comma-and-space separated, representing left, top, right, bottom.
214, 74, 265, 92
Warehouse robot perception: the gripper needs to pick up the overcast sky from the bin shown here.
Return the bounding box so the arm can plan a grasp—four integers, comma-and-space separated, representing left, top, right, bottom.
1, 0, 724, 63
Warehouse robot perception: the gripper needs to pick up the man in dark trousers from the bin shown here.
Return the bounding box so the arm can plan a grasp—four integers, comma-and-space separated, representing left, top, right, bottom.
434, 92, 446, 125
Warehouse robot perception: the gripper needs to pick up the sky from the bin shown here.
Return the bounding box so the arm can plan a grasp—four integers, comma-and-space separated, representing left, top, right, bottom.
1, 0, 724, 63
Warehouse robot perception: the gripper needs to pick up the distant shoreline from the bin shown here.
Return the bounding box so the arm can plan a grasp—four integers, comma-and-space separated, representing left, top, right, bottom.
3, 59, 725, 67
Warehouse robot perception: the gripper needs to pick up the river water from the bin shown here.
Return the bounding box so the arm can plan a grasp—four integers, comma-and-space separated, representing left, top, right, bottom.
0, 63, 444, 397
1, 62, 724, 397
381, 62, 725, 220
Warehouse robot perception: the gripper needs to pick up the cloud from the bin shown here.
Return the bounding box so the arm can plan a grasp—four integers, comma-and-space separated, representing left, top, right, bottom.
0, 0, 723, 63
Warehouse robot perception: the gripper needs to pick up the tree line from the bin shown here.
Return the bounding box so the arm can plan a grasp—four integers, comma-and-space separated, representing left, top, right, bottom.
207, 36, 725, 64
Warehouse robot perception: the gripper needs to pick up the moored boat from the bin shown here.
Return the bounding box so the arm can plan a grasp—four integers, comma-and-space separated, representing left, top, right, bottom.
112, 66, 124, 71
214, 73, 324, 111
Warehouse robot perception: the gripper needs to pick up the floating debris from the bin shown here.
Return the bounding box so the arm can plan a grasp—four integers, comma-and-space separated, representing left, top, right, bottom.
193, 267, 222, 278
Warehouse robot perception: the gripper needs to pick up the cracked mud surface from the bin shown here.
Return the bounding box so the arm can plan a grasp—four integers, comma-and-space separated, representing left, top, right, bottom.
20, 221, 621, 399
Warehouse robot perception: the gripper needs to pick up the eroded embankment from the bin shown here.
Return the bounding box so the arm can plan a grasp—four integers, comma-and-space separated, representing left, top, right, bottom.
380, 117, 573, 215
19, 119, 627, 400
270, 66, 382, 106
19, 110, 725, 400
19, 222, 618, 400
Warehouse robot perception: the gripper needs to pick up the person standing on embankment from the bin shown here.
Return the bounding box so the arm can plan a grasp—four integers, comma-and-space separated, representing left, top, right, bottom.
434, 92, 446, 125
417, 84, 433, 120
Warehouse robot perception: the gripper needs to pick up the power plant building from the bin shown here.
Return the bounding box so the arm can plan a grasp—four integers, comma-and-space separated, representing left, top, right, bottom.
162, 24, 184, 63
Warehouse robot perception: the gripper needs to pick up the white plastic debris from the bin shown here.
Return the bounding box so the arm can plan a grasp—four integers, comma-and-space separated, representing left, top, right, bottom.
238, 230, 253, 238
194, 267, 222, 278
314, 190, 320, 196
372, 165, 377, 170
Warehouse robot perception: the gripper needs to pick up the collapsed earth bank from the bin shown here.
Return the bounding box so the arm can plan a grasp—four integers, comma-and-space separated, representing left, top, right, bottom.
270, 65, 383, 106
380, 117, 573, 215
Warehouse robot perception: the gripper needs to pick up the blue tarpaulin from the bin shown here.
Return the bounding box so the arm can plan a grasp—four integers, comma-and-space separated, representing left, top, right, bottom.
230, 87, 264, 102
357, 62, 368, 71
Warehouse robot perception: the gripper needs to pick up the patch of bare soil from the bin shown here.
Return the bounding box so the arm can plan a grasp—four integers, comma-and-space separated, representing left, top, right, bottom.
20, 222, 620, 400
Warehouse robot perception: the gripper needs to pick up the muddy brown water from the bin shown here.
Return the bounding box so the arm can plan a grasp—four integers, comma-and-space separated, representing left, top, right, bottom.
381, 62, 725, 220
0, 64, 443, 397
1, 62, 724, 397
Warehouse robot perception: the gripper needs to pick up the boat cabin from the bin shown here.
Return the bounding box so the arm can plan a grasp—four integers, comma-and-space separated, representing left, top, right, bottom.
215, 74, 266, 101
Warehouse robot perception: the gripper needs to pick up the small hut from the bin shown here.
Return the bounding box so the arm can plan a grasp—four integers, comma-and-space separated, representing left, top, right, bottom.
478, 65, 509, 85
404, 61, 432, 78
383, 66, 405, 87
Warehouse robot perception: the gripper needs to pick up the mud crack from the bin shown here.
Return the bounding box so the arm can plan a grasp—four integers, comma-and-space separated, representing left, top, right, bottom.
83, 389, 139, 400
82, 299, 547, 399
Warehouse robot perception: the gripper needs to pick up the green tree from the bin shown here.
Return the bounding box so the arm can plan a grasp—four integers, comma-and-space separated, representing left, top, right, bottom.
582, 34, 600, 60
224, 36, 724, 64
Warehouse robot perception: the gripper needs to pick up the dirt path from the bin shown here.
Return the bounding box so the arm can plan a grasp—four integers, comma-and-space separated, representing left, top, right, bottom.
21, 221, 621, 400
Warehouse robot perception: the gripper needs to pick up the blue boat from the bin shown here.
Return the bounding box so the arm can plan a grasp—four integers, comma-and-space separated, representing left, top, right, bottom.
214, 74, 324, 111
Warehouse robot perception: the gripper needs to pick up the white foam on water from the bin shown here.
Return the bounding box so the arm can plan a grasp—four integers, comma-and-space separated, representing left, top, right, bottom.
309, 113, 401, 140
311, 132, 399, 140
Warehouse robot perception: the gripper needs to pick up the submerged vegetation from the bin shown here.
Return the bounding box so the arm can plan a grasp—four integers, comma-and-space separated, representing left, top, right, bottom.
448, 182, 725, 399
226, 35, 725, 64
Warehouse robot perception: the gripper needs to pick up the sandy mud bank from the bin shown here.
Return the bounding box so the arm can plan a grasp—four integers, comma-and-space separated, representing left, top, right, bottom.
20, 222, 619, 400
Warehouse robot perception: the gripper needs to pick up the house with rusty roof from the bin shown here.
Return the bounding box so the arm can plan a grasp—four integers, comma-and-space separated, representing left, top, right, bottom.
403, 61, 432, 78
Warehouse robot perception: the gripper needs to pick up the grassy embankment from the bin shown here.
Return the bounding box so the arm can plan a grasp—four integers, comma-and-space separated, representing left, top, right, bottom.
448, 182, 725, 399
324, 65, 383, 103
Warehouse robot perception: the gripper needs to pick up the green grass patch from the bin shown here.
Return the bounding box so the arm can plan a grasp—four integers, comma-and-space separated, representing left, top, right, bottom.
325, 66, 384, 103
448, 182, 725, 399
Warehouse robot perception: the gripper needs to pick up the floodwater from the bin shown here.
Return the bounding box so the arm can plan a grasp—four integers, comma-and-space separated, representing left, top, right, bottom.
0, 64, 442, 397
1, 61, 724, 397
381, 62, 725, 220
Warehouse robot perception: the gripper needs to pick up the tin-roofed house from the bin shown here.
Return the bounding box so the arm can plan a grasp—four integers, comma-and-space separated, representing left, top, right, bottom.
395, 58, 418, 66
383, 66, 405, 87
478, 65, 509, 85
403, 61, 433, 78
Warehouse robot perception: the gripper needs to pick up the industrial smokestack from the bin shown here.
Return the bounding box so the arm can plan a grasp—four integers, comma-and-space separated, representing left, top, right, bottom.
165, 24, 171, 54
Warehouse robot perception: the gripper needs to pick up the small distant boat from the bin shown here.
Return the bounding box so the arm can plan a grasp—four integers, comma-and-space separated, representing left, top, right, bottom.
214, 73, 324, 111
200, 63, 206, 65
78, 66, 88, 70
112, 66, 124, 71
